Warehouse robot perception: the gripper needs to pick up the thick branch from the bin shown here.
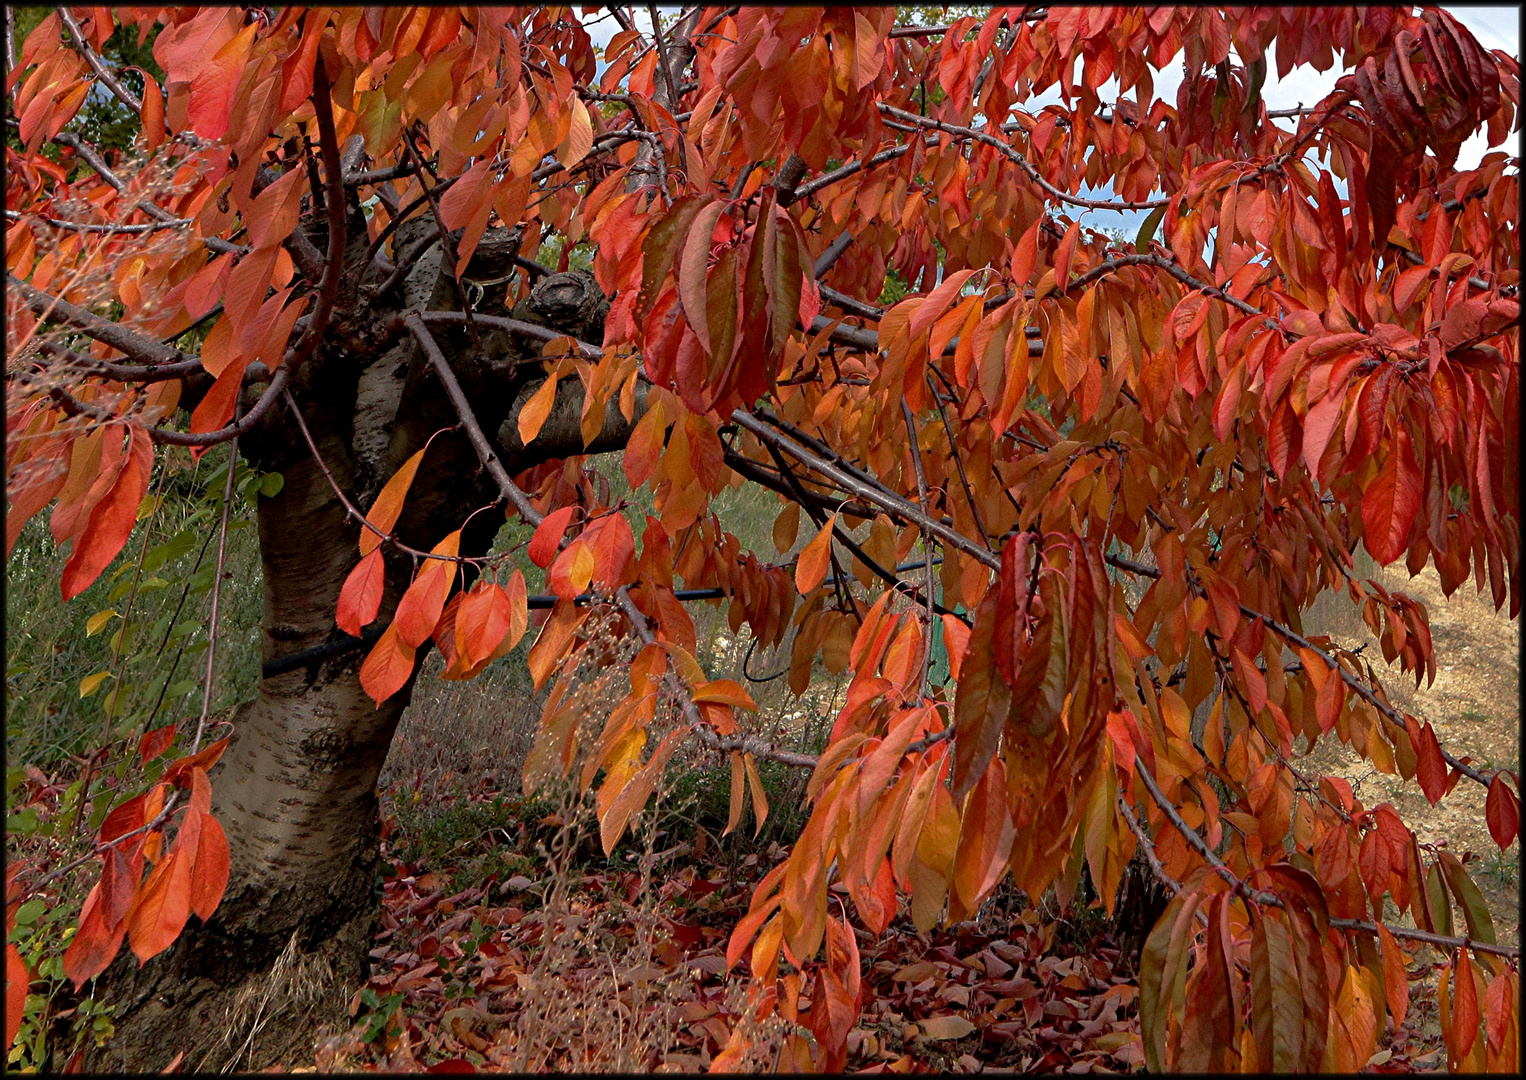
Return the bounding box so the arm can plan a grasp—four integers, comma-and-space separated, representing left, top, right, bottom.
9, 274, 196, 368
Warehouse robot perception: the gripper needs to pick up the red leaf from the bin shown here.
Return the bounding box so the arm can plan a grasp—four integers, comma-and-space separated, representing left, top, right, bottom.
1415, 720, 1448, 805
61, 428, 151, 600
392, 530, 460, 648
529, 506, 577, 568
278, 12, 325, 112
1052, 217, 1081, 289
1485, 775, 1519, 849
62, 884, 125, 990
679, 200, 724, 354
336, 548, 386, 637
454, 581, 513, 670
138, 723, 176, 765
1452, 948, 1480, 1059
1361, 425, 1421, 564
189, 812, 229, 922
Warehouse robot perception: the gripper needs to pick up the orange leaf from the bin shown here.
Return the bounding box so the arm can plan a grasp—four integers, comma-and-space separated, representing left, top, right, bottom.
950, 755, 1015, 912
133, 67, 165, 152
548, 538, 595, 599
243, 167, 306, 250
528, 506, 577, 568
623, 397, 667, 489
161, 739, 229, 789
502, 570, 530, 656
127, 846, 192, 963
361, 448, 427, 556
190, 812, 229, 922
795, 513, 837, 595
1052, 217, 1081, 287
359, 622, 417, 706
1377, 922, 1409, 1031
454, 581, 513, 669
517, 371, 562, 446
692, 679, 758, 710
392, 530, 460, 648
60, 428, 151, 600
336, 548, 386, 637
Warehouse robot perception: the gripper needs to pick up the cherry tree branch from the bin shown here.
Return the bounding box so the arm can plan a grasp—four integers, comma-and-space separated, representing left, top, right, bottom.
1100, 551, 1492, 792
878, 104, 1170, 211
1132, 758, 1517, 958
59, 8, 142, 111
8, 273, 196, 368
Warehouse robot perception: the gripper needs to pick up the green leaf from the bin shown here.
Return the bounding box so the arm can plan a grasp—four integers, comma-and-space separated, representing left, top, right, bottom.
1426, 861, 1454, 938
259, 471, 285, 498
13, 899, 46, 927
1437, 852, 1496, 945
1135, 203, 1168, 254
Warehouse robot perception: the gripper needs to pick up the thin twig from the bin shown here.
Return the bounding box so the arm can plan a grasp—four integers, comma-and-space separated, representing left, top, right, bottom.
1131, 758, 1517, 957
192, 427, 239, 753
901, 400, 938, 699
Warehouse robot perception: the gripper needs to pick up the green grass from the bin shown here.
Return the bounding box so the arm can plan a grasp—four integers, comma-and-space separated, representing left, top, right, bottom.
5, 445, 265, 768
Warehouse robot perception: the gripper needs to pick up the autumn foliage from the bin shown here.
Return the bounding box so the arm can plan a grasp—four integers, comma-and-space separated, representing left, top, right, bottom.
4, 4, 1521, 1072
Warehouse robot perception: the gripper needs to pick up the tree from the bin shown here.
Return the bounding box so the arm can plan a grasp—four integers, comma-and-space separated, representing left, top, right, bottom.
5, 5, 1520, 1072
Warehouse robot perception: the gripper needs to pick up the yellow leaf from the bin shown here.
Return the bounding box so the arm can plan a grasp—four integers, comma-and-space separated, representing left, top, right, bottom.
86, 610, 118, 637
79, 671, 112, 698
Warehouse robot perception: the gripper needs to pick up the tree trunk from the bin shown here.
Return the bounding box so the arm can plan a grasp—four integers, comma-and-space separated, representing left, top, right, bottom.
84, 443, 420, 1072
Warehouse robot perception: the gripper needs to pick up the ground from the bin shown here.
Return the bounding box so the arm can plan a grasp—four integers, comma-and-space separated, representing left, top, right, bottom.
284, 559, 1516, 1073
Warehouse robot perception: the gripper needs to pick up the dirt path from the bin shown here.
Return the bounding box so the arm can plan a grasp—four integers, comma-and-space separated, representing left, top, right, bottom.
1305, 561, 1519, 947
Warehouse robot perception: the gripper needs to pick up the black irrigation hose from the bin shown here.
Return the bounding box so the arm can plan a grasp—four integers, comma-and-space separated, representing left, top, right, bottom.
260, 561, 946, 679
